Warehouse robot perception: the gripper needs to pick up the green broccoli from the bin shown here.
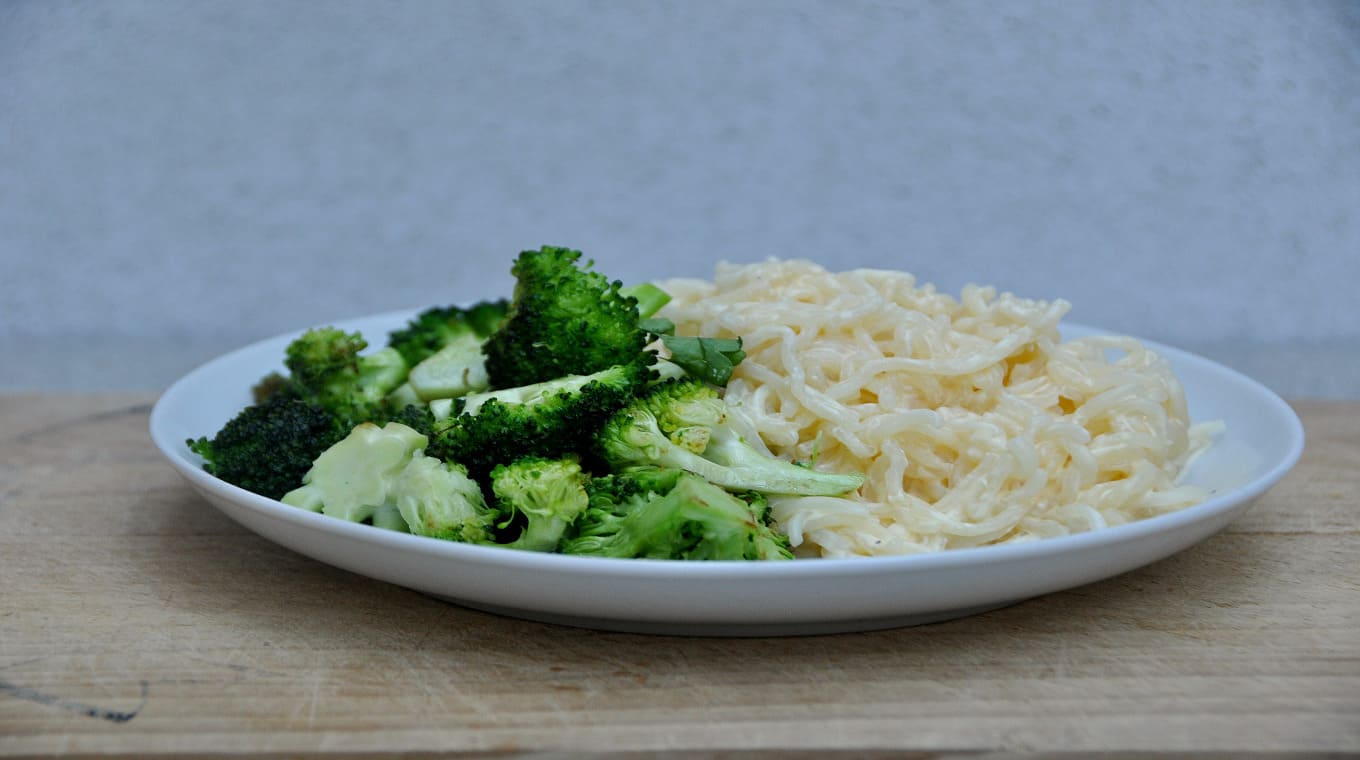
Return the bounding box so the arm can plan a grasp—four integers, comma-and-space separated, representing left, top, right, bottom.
187, 327, 412, 500
390, 453, 496, 542
188, 246, 823, 562
734, 489, 796, 561
281, 421, 428, 523
562, 468, 794, 560
187, 395, 348, 500
596, 379, 865, 496
483, 246, 651, 388
388, 300, 509, 367
280, 420, 497, 541
429, 360, 655, 479
489, 456, 591, 552
283, 327, 410, 424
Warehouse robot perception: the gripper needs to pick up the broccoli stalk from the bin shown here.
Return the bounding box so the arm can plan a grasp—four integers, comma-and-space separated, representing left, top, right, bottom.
562, 469, 793, 560
489, 456, 591, 552
596, 380, 865, 497
619, 282, 671, 320
405, 332, 490, 401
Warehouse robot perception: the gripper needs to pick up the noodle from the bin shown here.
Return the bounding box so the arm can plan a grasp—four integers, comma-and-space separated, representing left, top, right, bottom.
658, 260, 1220, 558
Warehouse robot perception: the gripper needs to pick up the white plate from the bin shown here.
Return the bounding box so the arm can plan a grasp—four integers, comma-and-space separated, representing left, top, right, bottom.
150, 310, 1304, 636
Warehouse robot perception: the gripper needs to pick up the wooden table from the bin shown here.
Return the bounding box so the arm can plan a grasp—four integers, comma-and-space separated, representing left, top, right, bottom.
1, 394, 1356, 757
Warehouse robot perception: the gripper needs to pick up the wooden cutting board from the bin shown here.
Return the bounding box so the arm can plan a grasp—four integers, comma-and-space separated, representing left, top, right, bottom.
1, 394, 1356, 756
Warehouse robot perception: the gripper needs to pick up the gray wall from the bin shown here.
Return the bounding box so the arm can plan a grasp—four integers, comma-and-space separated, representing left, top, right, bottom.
3, 1, 1358, 395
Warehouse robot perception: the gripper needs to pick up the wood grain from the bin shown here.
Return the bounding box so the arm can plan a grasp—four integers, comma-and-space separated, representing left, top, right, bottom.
1, 394, 1356, 756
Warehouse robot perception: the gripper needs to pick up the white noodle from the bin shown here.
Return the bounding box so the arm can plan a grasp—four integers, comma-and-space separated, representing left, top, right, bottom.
659, 260, 1220, 558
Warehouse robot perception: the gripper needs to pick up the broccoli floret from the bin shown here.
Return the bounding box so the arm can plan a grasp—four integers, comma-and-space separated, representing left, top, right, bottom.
429, 361, 655, 480
483, 246, 650, 388
733, 490, 795, 560
587, 467, 685, 506
281, 421, 428, 523
283, 327, 410, 424
596, 380, 865, 496
562, 469, 794, 560
388, 300, 508, 367
187, 395, 348, 500
479, 247, 744, 388
488, 456, 591, 552
191, 328, 418, 500
280, 420, 498, 541
390, 454, 496, 542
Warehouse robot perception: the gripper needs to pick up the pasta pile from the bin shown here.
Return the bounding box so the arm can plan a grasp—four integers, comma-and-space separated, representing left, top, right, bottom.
658, 260, 1219, 557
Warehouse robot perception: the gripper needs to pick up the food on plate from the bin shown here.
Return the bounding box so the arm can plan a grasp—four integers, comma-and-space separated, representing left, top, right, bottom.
562, 468, 792, 560
186, 247, 1217, 560
596, 378, 864, 497
188, 246, 860, 560
658, 260, 1221, 557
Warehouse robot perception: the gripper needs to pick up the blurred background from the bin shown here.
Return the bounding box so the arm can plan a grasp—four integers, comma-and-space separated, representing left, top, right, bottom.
2, 0, 1357, 397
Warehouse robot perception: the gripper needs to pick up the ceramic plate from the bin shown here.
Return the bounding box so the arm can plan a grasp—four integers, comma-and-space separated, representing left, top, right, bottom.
149, 310, 1304, 636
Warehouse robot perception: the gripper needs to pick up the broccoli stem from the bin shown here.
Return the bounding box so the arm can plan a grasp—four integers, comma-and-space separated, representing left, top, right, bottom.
620, 282, 672, 320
